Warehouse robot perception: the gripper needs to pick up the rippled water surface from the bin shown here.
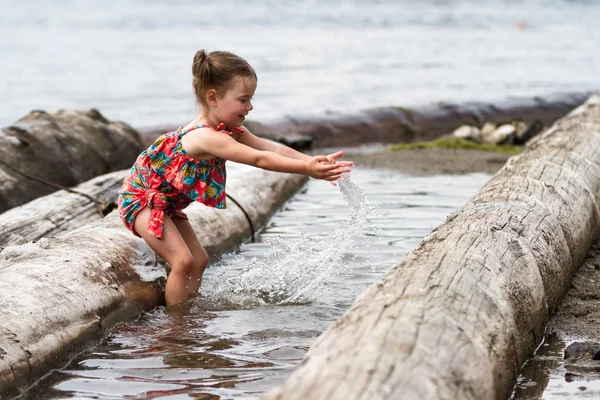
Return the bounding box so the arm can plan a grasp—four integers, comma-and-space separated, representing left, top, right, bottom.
512, 333, 600, 399
28, 169, 491, 399
2, 0, 600, 128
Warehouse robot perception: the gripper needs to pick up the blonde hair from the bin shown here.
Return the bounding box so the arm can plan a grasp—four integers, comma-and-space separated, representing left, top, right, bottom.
192, 50, 257, 112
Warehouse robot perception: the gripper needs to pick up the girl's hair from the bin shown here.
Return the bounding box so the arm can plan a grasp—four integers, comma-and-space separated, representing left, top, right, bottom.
192, 50, 257, 111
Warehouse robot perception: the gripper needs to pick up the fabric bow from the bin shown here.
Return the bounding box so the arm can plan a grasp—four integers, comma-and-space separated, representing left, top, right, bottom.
216, 123, 244, 135
145, 189, 169, 239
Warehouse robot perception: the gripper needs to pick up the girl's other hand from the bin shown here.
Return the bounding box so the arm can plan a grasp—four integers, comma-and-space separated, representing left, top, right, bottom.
324, 151, 354, 168
323, 150, 353, 186
306, 153, 353, 183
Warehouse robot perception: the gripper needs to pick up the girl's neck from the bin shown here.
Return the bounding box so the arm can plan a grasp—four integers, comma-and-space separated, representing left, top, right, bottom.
190, 114, 221, 131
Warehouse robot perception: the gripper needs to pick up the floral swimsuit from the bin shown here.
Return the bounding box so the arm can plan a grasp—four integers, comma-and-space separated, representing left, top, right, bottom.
117, 123, 241, 239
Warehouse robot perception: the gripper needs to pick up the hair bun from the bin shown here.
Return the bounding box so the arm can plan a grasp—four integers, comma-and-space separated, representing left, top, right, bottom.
191, 50, 257, 109
192, 49, 209, 76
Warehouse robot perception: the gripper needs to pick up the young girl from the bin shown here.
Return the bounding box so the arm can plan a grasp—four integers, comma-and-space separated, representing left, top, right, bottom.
118, 50, 353, 306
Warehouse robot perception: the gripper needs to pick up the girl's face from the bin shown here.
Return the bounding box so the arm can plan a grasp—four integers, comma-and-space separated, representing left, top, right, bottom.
210, 77, 256, 127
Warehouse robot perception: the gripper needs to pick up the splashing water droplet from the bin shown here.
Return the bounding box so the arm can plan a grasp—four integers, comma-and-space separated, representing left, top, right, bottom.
202, 174, 376, 308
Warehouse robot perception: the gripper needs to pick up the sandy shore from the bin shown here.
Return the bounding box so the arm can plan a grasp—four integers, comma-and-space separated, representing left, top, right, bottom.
547, 243, 600, 342
347, 147, 511, 176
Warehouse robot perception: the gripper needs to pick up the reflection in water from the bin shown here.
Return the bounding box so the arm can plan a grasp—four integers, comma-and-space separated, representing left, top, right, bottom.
512, 333, 600, 399
28, 170, 492, 399
511, 333, 565, 399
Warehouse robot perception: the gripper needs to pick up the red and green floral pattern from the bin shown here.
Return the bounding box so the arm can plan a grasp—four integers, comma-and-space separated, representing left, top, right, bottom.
117, 124, 231, 239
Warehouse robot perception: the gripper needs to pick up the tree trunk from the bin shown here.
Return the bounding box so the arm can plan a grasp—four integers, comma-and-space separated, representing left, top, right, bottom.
264, 94, 600, 400
0, 109, 142, 213
0, 170, 125, 247
236, 92, 591, 149
0, 164, 307, 397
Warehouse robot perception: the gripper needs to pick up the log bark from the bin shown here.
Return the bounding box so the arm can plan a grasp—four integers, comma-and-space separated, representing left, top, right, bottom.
264, 95, 600, 400
0, 158, 305, 249
241, 92, 590, 149
0, 109, 142, 213
0, 164, 307, 397
139, 93, 590, 150
0, 170, 125, 247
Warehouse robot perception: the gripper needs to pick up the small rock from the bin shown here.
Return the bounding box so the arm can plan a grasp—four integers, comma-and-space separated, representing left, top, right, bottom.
515, 120, 545, 145
564, 341, 600, 360
514, 121, 528, 136
452, 125, 482, 142
481, 122, 497, 136
483, 124, 517, 145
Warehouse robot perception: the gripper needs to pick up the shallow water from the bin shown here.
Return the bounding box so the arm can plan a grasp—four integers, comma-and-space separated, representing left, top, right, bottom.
2, 0, 600, 128
28, 169, 491, 399
512, 333, 600, 399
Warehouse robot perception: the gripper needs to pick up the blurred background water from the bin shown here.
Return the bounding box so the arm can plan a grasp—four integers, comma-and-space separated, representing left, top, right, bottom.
1, 0, 599, 129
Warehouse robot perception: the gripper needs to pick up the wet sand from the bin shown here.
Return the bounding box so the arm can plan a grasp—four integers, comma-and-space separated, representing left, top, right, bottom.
547, 244, 600, 342
347, 147, 511, 176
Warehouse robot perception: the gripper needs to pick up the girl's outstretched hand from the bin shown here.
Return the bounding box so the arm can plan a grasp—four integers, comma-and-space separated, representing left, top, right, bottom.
325, 151, 354, 186
325, 151, 354, 168
305, 151, 353, 183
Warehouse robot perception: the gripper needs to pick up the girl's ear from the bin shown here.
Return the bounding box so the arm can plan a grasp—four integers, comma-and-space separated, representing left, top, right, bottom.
206, 89, 218, 107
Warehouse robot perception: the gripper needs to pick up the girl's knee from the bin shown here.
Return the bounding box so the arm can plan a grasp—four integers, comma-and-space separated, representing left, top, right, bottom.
191, 247, 208, 272
198, 248, 209, 267
170, 253, 194, 277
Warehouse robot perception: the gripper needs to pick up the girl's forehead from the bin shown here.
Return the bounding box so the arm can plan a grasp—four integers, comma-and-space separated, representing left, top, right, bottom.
229, 76, 257, 95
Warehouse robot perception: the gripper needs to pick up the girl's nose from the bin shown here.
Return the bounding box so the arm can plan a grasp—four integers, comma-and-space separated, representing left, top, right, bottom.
248, 101, 254, 111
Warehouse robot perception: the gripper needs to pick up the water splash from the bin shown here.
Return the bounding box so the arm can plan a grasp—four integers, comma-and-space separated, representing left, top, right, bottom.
200, 174, 375, 309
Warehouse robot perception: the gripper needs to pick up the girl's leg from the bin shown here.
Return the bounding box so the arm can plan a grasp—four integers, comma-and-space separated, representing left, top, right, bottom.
133, 207, 194, 306
172, 217, 208, 294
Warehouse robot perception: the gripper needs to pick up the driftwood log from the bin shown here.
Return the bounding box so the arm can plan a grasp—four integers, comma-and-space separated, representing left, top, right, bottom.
244, 92, 590, 149
0, 170, 125, 247
139, 93, 590, 149
264, 95, 600, 400
0, 163, 307, 398
0, 109, 142, 213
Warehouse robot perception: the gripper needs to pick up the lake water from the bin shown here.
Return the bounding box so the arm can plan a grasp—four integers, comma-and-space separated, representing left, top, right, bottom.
27, 169, 492, 399
1, 0, 599, 130
3, 1, 599, 397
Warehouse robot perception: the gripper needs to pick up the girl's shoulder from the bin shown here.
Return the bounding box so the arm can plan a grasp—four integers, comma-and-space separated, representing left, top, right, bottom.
180, 123, 213, 136
148, 124, 209, 150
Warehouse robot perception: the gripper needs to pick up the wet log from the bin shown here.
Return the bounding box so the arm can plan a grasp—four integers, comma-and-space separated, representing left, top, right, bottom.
0, 109, 142, 213
0, 163, 307, 398
238, 92, 589, 149
264, 94, 600, 400
0, 170, 125, 247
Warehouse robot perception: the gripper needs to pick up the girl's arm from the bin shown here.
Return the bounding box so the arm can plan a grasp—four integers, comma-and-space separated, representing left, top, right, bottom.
236, 126, 311, 161
236, 126, 354, 168
184, 129, 351, 182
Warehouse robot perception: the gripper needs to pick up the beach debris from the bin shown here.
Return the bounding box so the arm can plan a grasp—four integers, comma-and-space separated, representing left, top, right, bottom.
452, 125, 482, 143
481, 122, 497, 137
486, 124, 517, 144
452, 119, 545, 146
515, 119, 545, 145
564, 341, 600, 361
